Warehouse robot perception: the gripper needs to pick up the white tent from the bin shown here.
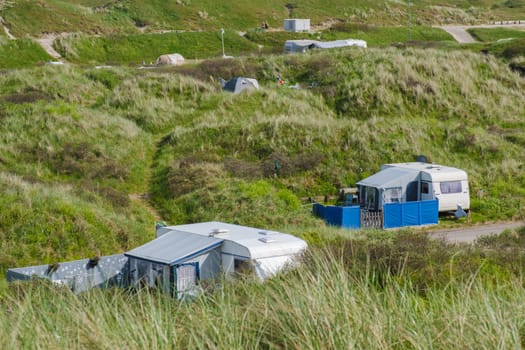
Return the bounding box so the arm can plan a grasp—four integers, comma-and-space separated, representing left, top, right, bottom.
155, 53, 185, 66
222, 77, 260, 94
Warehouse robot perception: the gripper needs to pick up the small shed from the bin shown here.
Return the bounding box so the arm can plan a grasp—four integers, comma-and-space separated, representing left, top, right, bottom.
155, 53, 185, 66
284, 19, 310, 32
222, 77, 260, 94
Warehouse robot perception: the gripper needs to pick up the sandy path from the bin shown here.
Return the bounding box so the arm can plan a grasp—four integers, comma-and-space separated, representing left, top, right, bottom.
35, 34, 62, 59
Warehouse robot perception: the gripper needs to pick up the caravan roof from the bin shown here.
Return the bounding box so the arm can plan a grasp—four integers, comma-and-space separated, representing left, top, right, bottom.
125, 230, 223, 265
381, 162, 468, 182
161, 222, 307, 260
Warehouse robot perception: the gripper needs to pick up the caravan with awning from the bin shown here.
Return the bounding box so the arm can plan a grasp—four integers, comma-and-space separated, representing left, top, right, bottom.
357, 162, 470, 213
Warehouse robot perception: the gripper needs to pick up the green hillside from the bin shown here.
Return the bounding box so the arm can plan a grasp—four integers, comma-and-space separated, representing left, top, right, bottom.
0, 38, 51, 67
1, 0, 525, 36
0, 48, 523, 272
0, 2, 525, 347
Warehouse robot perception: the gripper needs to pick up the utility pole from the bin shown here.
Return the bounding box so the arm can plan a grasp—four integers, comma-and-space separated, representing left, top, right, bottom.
221, 28, 225, 57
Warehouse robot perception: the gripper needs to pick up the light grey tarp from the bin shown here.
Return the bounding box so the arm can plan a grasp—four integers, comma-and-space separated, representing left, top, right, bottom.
222, 77, 260, 94
125, 230, 224, 266
6, 254, 129, 293
314, 39, 367, 49
284, 39, 367, 53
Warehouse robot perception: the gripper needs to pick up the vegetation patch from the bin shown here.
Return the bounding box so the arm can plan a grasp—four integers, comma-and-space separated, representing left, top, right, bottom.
468, 27, 525, 42
0, 38, 50, 69
54, 31, 259, 64
0, 89, 52, 104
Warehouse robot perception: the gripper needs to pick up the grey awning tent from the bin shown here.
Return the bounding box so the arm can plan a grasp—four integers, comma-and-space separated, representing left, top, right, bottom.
125, 230, 224, 265
357, 167, 421, 209
357, 167, 420, 189
222, 77, 259, 94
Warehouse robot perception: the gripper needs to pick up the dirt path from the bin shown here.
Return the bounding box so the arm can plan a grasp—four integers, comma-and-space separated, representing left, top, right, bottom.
129, 193, 162, 221
439, 22, 525, 43
35, 34, 63, 59
428, 221, 524, 243
0, 16, 15, 39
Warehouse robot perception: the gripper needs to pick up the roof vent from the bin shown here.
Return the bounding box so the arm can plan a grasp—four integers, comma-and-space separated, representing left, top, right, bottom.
259, 237, 277, 243
209, 228, 229, 237
258, 230, 276, 235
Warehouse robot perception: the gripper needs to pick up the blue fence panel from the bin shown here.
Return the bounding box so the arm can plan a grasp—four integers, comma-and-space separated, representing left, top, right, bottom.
341, 206, 361, 229
323, 205, 343, 226
402, 202, 420, 226
420, 200, 439, 225
312, 203, 324, 218
384, 203, 402, 229
312, 204, 360, 229
315, 200, 437, 230
384, 200, 438, 229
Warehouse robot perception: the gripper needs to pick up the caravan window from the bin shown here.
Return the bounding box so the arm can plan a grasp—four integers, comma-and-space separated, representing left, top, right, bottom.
384, 187, 401, 203
421, 182, 430, 194
440, 181, 462, 194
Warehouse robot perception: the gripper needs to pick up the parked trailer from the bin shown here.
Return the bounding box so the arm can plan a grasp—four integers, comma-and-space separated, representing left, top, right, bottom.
357, 162, 470, 213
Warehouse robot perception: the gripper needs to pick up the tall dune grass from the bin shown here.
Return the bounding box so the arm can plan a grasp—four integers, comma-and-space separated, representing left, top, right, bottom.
2, 233, 525, 349
0, 172, 154, 271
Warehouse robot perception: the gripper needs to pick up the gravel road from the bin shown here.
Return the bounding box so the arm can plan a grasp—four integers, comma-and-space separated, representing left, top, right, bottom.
428, 221, 524, 243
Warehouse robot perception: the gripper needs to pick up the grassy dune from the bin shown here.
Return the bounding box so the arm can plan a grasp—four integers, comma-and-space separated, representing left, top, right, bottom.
54, 30, 259, 64
2, 0, 525, 37
150, 48, 525, 225
0, 48, 523, 273
469, 27, 525, 42
0, 43, 524, 347
0, 38, 51, 68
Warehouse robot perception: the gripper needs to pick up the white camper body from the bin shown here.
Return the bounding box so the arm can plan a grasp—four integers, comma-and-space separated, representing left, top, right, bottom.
357, 162, 469, 213
283, 19, 310, 32
156, 221, 308, 280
